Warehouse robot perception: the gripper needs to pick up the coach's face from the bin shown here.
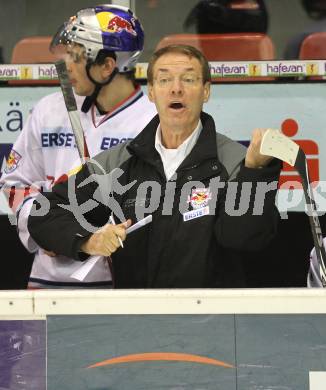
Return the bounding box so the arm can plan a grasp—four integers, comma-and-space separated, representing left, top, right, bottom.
148, 52, 210, 135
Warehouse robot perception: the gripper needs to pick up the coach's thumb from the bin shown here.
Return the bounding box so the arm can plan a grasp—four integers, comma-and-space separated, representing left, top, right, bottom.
122, 219, 132, 229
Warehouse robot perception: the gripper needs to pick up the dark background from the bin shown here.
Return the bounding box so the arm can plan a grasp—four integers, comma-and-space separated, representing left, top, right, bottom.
1, 213, 324, 289
0, 0, 320, 63
0, 216, 33, 289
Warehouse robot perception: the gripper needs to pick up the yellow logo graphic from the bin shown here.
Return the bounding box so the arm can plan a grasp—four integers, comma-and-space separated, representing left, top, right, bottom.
20, 66, 32, 80
135, 64, 147, 79
96, 11, 136, 35
249, 64, 261, 76
306, 63, 318, 76
96, 11, 115, 32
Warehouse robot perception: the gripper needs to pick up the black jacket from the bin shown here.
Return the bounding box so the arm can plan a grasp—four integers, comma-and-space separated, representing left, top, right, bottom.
28, 112, 281, 288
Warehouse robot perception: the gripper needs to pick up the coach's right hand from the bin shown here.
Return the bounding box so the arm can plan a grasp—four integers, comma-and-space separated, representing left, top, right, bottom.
81, 220, 131, 256
245, 128, 274, 169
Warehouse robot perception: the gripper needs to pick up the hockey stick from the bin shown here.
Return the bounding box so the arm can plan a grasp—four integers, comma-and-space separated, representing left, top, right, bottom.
55, 60, 89, 161
260, 129, 326, 287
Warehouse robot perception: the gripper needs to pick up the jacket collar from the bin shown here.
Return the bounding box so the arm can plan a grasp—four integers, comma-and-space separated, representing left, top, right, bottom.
128, 112, 218, 167
178, 112, 218, 171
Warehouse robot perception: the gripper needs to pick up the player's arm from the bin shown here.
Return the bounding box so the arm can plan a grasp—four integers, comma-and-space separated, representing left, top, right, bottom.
28, 161, 113, 260
0, 105, 47, 252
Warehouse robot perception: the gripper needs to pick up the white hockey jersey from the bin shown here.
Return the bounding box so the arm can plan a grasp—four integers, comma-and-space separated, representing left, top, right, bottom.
0, 88, 157, 288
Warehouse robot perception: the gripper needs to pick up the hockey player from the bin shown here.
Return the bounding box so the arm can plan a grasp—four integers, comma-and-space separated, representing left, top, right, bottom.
0, 5, 156, 288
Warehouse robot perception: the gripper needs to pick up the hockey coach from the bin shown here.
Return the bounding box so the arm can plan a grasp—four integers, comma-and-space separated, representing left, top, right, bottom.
28, 44, 282, 288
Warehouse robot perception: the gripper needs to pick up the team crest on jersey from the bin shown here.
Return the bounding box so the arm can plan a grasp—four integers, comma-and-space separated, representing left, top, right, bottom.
187, 188, 212, 209
4, 149, 22, 173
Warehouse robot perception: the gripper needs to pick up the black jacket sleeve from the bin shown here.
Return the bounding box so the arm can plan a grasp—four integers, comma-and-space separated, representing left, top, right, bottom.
28, 163, 110, 260
215, 158, 281, 251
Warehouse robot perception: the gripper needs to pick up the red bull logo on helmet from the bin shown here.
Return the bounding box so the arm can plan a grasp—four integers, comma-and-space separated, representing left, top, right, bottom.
96, 12, 136, 36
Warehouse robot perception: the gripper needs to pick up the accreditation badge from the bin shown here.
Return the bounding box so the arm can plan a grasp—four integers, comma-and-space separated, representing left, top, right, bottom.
183, 206, 210, 222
